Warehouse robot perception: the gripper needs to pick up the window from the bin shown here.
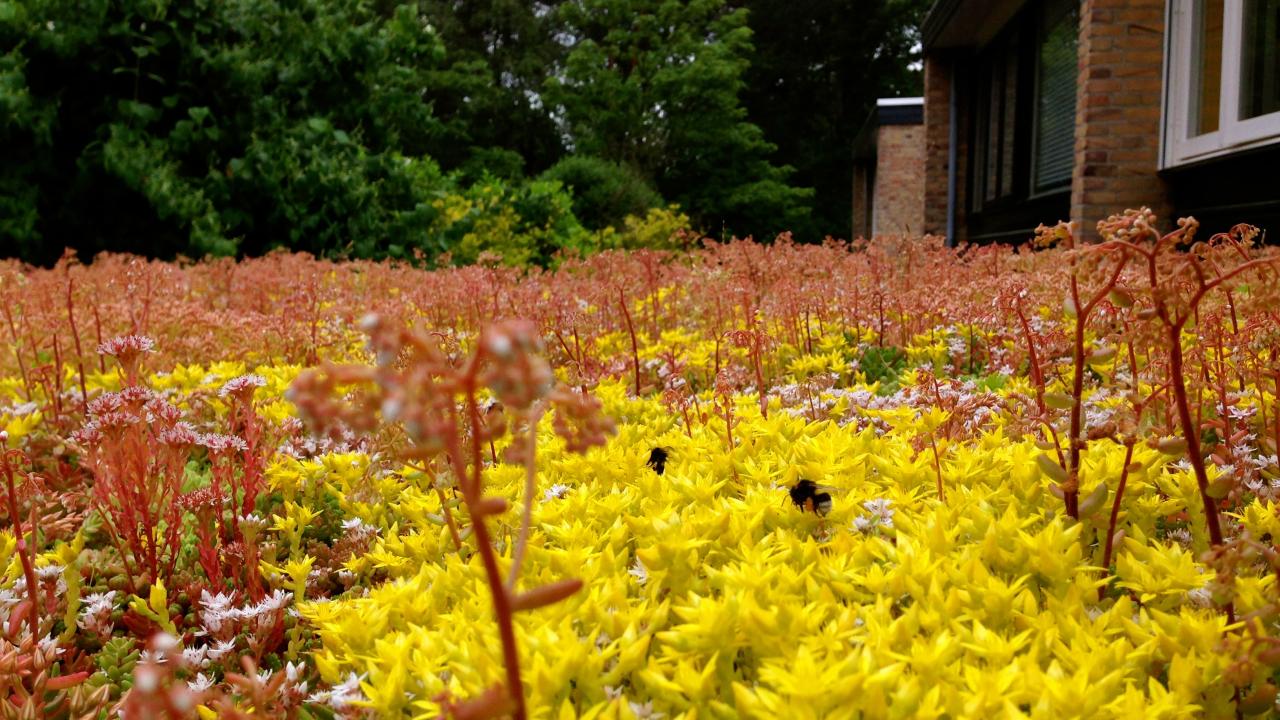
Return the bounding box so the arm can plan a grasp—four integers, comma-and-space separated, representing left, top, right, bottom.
1242, 0, 1280, 120
972, 33, 1022, 210
967, 0, 1078, 219
1165, 0, 1280, 165
1034, 0, 1079, 191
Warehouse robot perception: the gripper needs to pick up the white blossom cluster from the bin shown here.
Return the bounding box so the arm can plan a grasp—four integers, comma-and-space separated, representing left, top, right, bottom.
853, 498, 895, 534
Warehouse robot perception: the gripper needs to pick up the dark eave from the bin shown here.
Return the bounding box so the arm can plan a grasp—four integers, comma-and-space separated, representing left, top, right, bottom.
922, 0, 1029, 50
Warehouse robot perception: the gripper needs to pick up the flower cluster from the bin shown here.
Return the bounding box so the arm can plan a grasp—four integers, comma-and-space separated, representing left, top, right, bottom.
0, 210, 1277, 717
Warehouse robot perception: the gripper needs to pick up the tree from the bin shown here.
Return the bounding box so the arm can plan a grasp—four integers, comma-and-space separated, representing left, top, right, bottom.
545, 0, 813, 240
418, 0, 568, 178
538, 155, 661, 230
735, 0, 931, 240
0, 0, 459, 263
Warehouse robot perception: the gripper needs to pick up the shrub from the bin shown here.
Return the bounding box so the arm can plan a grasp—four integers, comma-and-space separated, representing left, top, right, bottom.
433, 176, 591, 267
538, 155, 662, 231
587, 206, 697, 253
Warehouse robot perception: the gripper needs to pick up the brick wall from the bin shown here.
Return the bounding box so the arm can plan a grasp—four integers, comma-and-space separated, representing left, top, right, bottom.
922, 55, 969, 242
872, 124, 926, 236
1071, 0, 1172, 237
923, 56, 952, 238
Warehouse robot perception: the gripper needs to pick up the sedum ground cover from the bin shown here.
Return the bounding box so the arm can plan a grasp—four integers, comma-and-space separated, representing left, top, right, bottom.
2, 210, 1280, 718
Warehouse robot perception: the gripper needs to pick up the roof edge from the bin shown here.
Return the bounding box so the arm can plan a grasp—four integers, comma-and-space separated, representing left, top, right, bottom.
921, 0, 963, 49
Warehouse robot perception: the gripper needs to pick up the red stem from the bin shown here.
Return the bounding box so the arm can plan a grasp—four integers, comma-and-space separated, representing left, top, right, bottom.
66, 272, 89, 413
1168, 325, 1225, 550
446, 369, 526, 720
2, 451, 40, 640
619, 289, 641, 397
1100, 441, 1135, 600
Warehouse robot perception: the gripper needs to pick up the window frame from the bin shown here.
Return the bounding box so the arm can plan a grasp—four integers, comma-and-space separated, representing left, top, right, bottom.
1164, 0, 1280, 167
1029, 0, 1080, 196
966, 1, 1076, 218
968, 27, 1027, 215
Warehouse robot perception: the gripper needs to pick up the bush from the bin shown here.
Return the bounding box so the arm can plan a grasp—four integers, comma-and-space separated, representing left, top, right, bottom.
538, 155, 662, 231
589, 206, 696, 252
433, 176, 591, 267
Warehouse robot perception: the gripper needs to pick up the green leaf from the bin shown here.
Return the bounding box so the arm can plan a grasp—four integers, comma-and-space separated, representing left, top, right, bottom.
1036, 454, 1068, 484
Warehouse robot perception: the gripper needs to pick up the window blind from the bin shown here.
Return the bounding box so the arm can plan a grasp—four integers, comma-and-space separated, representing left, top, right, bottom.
1035, 2, 1078, 191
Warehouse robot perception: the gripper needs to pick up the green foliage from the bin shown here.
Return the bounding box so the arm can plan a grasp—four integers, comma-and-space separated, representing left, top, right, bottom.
0, 0, 462, 262
90, 637, 139, 696
539, 155, 662, 231
591, 206, 695, 252
546, 0, 813, 240
418, 0, 567, 175
434, 176, 591, 267
858, 345, 908, 392
2, 0, 929, 263
739, 0, 931, 240
972, 372, 1009, 392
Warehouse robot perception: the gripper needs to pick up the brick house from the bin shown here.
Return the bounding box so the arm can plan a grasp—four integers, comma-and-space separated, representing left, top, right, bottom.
914, 0, 1280, 243
852, 98, 926, 238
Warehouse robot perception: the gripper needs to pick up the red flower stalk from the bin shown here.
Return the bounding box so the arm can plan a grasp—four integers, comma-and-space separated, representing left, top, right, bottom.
1095, 210, 1280, 556
291, 315, 613, 720
1, 448, 40, 641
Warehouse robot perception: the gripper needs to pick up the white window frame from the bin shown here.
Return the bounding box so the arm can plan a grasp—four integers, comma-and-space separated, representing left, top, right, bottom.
1163, 0, 1280, 167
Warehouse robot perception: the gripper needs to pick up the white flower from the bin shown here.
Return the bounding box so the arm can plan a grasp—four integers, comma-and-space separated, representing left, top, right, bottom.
11, 401, 38, 416
80, 591, 117, 616
341, 517, 378, 535
181, 646, 209, 669
97, 334, 155, 357
628, 558, 649, 585
257, 589, 292, 614
188, 673, 216, 693
208, 638, 236, 661
308, 673, 366, 709
1228, 405, 1256, 421
201, 590, 235, 612
37, 634, 63, 657
542, 483, 571, 502
219, 374, 266, 398
139, 649, 167, 665
1185, 586, 1213, 608
199, 590, 237, 632
629, 700, 665, 719
854, 498, 895, 532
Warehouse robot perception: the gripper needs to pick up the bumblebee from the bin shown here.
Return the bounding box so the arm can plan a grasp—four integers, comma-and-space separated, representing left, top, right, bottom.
788, 479, 836, 517
646, 447, 669, 475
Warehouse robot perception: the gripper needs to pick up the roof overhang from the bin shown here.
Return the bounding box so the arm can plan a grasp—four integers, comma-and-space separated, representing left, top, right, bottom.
922, 0, 1028, 50
853, 98, 924, 161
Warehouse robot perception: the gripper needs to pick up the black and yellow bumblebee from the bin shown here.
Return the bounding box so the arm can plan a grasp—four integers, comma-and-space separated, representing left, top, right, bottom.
787, 479, 837, 517
646, 447, 670, 475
